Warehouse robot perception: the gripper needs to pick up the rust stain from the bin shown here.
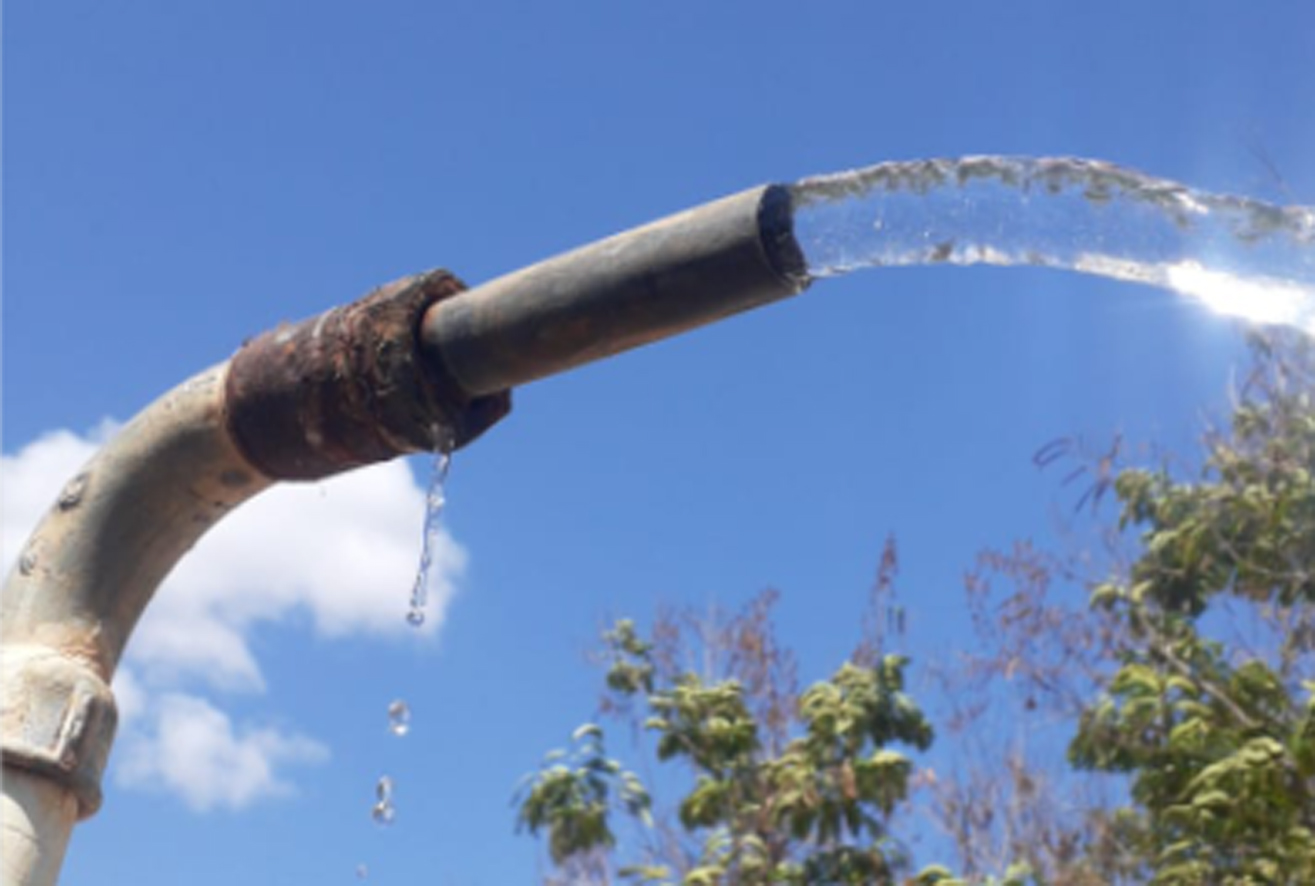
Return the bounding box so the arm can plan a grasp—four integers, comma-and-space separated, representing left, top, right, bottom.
225, 270, 510, 481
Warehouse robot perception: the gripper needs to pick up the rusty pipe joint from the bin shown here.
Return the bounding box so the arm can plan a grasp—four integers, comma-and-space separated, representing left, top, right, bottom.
227, 269, 511, 480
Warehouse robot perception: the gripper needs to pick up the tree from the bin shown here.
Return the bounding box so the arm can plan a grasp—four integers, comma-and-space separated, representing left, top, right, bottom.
1067, 331, 1315, 883
927, 331, 1315, 885
515, 576, 949, 885
516, 332, 1315, 885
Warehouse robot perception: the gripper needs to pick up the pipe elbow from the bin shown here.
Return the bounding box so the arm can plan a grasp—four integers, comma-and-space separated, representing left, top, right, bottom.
1, 364, 265, 818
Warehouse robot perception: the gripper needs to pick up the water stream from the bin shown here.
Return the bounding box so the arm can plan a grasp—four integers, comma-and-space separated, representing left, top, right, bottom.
404, 450, 451, 628
356, 450, 451, 875
791, 156, 1315, 332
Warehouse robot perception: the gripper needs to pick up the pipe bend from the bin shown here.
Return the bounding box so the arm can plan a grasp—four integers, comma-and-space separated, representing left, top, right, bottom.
1, 363, 268, 818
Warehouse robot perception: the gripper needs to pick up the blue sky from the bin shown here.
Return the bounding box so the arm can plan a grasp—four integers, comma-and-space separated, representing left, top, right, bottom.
5, 2, 1315, 883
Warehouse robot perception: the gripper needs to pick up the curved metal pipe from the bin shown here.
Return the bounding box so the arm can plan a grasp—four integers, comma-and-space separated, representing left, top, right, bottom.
0, 365, 268, 885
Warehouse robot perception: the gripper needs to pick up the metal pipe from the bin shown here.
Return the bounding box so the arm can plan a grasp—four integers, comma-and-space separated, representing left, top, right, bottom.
2, 184, 809, 884
1, 365, 269, 886
2, 768, 80, 885
421, 184, 809, 397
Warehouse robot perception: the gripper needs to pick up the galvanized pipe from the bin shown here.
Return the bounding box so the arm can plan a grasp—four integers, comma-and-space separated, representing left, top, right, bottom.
0, 365, 270, 886
1, 768, 80, 886
421, 184, 809, 397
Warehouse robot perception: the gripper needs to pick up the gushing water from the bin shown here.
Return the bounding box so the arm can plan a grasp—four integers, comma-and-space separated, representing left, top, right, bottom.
791, 156, 1315, 332
405, 450, 451, 628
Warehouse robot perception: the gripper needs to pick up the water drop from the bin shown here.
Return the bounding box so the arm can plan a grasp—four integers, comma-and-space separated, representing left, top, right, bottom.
355, 864, 369, 880
376, 775, 393, 802
387, 700, 411, 736
371, 801, 395, 826
405, 608, 426, 627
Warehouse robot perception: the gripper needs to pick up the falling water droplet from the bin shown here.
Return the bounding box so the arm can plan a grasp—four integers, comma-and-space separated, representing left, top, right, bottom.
405, 448, 451, 628
355, 864, 369, 880
371, 801, 395, 826
387, 700, 411, 736
371, 775, 396, 825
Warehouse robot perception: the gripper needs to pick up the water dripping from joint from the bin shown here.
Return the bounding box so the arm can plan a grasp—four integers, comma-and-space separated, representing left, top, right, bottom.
405, 444, 452, 629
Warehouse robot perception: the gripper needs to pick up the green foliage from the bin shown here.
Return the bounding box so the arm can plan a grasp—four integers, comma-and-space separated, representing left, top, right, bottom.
515, 592, 938, 884
648, 675, 760, 776
769, 658, 932, 849
517, 335, 1315, 885
515, 722, 651, 866
605, 619, 657, 697
1069, 334, 1315, 884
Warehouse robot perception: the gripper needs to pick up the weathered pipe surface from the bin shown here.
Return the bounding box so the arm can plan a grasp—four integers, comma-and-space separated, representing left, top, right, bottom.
226, 270, 511, 480
2, 365, 269, 820
421, 184, 809, 397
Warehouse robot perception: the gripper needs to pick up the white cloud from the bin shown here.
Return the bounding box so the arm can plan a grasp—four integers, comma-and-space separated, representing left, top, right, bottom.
2, 424, 464, 811
129, 452, 465, 691
114, 690, 329, 812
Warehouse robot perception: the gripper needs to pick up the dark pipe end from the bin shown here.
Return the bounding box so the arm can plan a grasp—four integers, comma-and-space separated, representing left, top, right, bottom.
226, 270, 511, 480
758, 184, 809, 290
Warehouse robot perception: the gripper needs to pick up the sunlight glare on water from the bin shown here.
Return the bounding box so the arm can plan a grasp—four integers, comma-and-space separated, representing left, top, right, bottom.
791, 156, 1315, 334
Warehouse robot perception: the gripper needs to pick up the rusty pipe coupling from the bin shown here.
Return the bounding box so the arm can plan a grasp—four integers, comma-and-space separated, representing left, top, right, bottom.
226, 269, 511, 480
